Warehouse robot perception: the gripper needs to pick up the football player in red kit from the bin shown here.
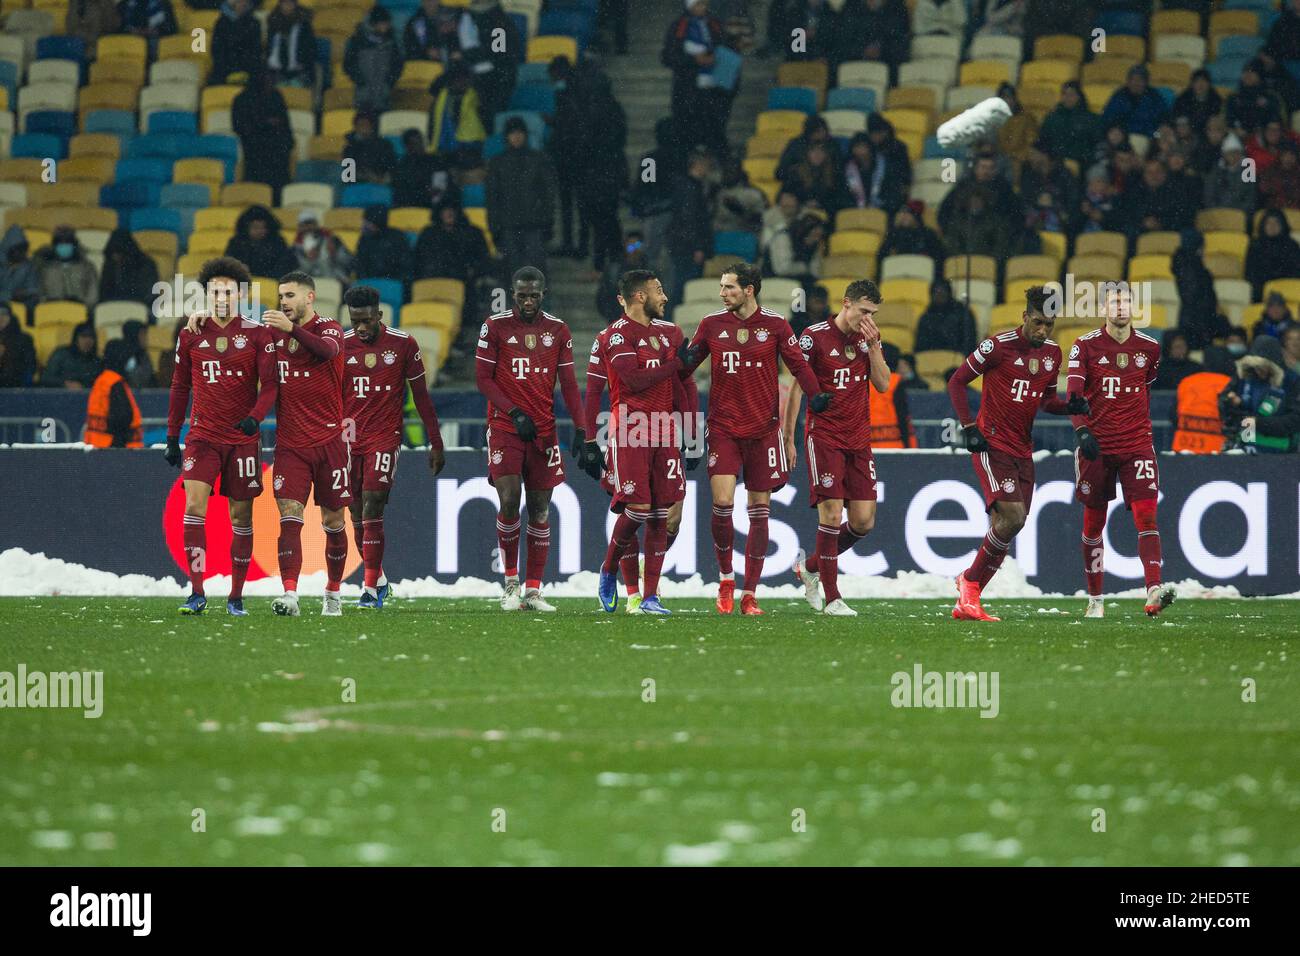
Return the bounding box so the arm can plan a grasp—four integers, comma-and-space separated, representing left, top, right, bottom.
476, 267, 585, 611
1067, 286, 1175, 618
946, 285, 1089, 621
166, 256, 278, 615
583, 270, 698, 615
341, 285, 445, 609
781, 279, 889, 617
678, 263, 832, 615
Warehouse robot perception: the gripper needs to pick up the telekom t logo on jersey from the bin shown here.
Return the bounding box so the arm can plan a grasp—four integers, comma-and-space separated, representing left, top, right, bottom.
201, 360, 221, 384
352, 376, 371, 398
832, 367, 851, 389
1100, 376, 1122, 399
1010, 378, 1031, 402
721, 351, 740, 374
511, 357, 530, 379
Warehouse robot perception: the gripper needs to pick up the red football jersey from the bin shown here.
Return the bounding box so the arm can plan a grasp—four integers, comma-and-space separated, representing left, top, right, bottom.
172, 318, 276, 444
963, 327, 1064, 458
588, 317, 684, 442
476, 309, 574, 436
342, 324, 426, 453
797, 319, 874, 449
273, 312, 344, 448
688, 307, 811, 439
1066, 326, 1161, 455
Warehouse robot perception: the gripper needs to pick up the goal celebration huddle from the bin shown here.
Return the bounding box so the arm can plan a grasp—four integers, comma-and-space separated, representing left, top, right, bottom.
167, 256, 1175, 620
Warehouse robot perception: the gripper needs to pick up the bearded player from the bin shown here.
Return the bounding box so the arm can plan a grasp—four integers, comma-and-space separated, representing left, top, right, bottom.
342, 285, 446, 609
166, 256, 278, 615
579, 291, 698, 613
781, 279, 888, 617
946, 285, 1089, 621
678, 263, 832, 615
583, 270, 697, 615
1067, 286, 1174, 618
476, 267, 585, 611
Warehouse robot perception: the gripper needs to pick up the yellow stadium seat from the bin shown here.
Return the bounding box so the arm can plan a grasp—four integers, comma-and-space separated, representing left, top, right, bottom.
176, 253, 207, 279
1202, 231, 1249, 262
220, 182, 274, 208
1102, 35, 1145, 61
881, 326, 915, 352
28, 183, 99, 209
400, 301, 458, 332
1253, 207, 1300, 234
1015, 84, 1058, 116
68, 133, 122, 160
1198, 207, 1248, 234
959, 60, 1013, 87
157, 35, 208, 64
0, 159, 44, 183
26, 230, 52, 253
1054, 324, 1095, 352
1003, 278, 1050, 305
34, 301, 88, 327
1068, 254, 1124, 282
324, 208, 363, 232
752, 179, 780, 204
309, 134, 346, 160
527, 35, 577, 64
1038, 230, 1067, 263
1019, 59, 1077, 89
389, 207, 432, 232
1083, 82, 1119, 109
96, 34, 147, 63
193, 208, 242, 233
1135, 303, 1172, 329
945, 255, 997, 283
821, 253, 875, 281
873, 301, 916, 329
411, 278, 466, 308
1147, 60, 1191, 90
745, 133, 789, 159
1081, 59, 1134, 87
1033, 35, 1084, 62
1134, 231, 1179, 257
1074, 231, 1126, 260
1263, 278, 1300, 302
742, 156, 778, 183
90, 59, 145, 87
886, 86, 937, 116
1006, 255, 1059, 282
755, 110, 805, 136
914, 349, 964, 378
276, 86, 313, 112
465, 207, 495, 255
35, 325, 79, 367
881, 108, 929, 137
1204, 253, 1244, 279
835, 208, 887, 234
133, 229, 179, 262
321, 109, 353, 137
200, 85, 243, 113
879, 278, 929, 311
1151, 10, 1199, 34
814, 277, 852, 304
1209, 11, 1259, 52
1127, 254, 1173, 281
397, 59, 443, 90
777, 60, 829, 94
188, 230, 232, 257
828, 230, 880, 257
990, 303, 1025, 332
173, 159, 225, 192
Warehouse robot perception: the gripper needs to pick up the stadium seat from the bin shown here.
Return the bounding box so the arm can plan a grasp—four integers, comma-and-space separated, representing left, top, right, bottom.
403, 324, 447, 372
836, 60, 888, 92
193, 207, 243, 234
389, 207, 432, 233
874, 302, 916, 329
359, 278, 404, 313
1203, 231, 1249, 262
713, 231, 757, 261
127, 208, 183, 236
100, 182, 161, 210
1135, 232, 1180, 257
282, 182, 335, 212
1006, 255, 1060, 282
400, 301, 458, 332
834, 208, 887, 234
410, 278, 465, 308
526, 35, 577, 64
914, 349, 964, 381
220, 182, 273, 208
825, 87, 875, 113
960, 60, 1014, 88
755, 110, 806, 136
879, 279, 930, 312
146, 111, 199, 137
11, 132, 63, 160
1074, 232, 1127, 260
34, 36, 86, 65
132, 229, 179, 261
767, 86, 818, 114
1127, 254, 1173, 281
820, 109, 867, 138
1068, 254, 1124, 283
340, 183, 392, 209
509, 83, 555, 114
29, 59, 79, 87
379, 109, 430, 139
946, 85, 995, 112
821, 254, 874, 281
1197, 207, 1247, 233
945, 256, 997, 284
461, 183, 485, 208
880, 254, 935, 283
34, 301, 88, 328
969, 35, 1022, 65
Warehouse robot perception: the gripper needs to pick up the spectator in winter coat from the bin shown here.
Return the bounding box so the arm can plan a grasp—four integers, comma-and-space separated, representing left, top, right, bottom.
67, 0, 120, 53
1246, 119, 1300, 175
1227, 61, 1284, 136
210, 0, 263, 85
43, 322, 101, 389
1151, 330, 1202, 391
834, 0, 910, 83
914, 278, 977, 355
458, 0, 521, 127
776, 116, 837, 183
98, 229, 158, 306
1219, 333, 1300, 452
344, 6, 404, 113
1038, 82, 1104, 170
224, 206, 298, 279
865, 113, 912, 215
666, 148, 715, 309
355, 206, 414, 287
428, 62, 487, 167
414, 201, 491, 284
403, 0, 461, 63
0, 301, 36, 387
661, 0, 732, 160
1253, 291, 1299, 342
714, 160, 766, 235
393, 129, 458, 209
1173, 230, 1229, 349
292, 211, 355, 282
1172, 69, 1223, 135
1246, 207, 1300, 299
1260, 141, 1300, 210
766, 0, 839, 61
265, 0, 317, 87
0, 227, 41, 318
115, 320, 155, 390
780, 142, 843, 212
1203, 133, 1257, 216
35, 227, 99, 308
232, 69, 292, 202
116, 0, 177, 59
344, 111, 399, 183
1102, 64, 1169, 138
486, 116, 558, 279
766, 211, 825, 284
878, 200, 944, 265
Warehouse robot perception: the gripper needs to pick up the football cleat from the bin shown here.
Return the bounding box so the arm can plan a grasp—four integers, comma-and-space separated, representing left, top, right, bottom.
358, 589, 382, 610
225, 598, 247, 617
823, 598, 857, 617
952, 573, 1000, 622
521, 588, 557, 612
639, 595, 671, 615
321, 590, 343, 617
793, 548, 824, 611
1144, 583, 1176, 618
625, 593, 643, 614
501, 575, 522, 611
272, 592, 300, 617
1085, 597, 1105, 619
179, 593, 207, 615
739, 593, 764, 616
376, 580, 391, 603
598, 570, 619, 612
716, 578, 735, 614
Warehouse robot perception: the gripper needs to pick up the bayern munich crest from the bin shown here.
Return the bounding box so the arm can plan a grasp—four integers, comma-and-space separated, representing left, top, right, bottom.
490, 449, 504, 465
755, 328, 768, 342
820, 473, 834, 488
708, 452, 718, 467
274, 475, 284, 491
233, 335, 247, 349
382, 350, 397, 365
183, 457, 195, 471
541, 332, 554, 348
1001, 478, 1015, 493
621, 481, 636, 495
1044, 356, 1054, 372
1135, 353, 1147, 368
1079, 480, 1092, 495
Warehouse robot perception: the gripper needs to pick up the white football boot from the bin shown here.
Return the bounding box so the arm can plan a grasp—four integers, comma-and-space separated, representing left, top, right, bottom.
1085, 597, 1105, 618
321, 590, 343, 617
793, 548, 824, 611
520, 588, 557, 612
272, 592, 300, 617
1144, 583, 1176, 618
823, 598, 858, 617
500, 575, 522, 611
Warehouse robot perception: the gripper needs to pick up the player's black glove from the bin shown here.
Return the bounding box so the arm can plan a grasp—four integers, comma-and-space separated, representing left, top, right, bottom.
580, 439, 604, 481
236, 416, 259, 436
678, 340, 703, 369
1076, 426, 1100, 461
808, 391, 832, 413
683, 445, 702, 470
963, 424, 989, 453
570, 427, 586, 459
509, 407, 537, 442
1065, 392, 1090, 416
164, 437, 182, 468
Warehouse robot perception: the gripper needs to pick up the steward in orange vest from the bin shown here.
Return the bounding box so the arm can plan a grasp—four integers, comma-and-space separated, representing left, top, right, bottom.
869, 371, 918, 448
85, 340, 142, 447
1171, 370, 1231, 453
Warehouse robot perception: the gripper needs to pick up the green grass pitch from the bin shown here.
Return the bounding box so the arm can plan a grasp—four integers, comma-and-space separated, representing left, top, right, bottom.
1, 596, 1296, 866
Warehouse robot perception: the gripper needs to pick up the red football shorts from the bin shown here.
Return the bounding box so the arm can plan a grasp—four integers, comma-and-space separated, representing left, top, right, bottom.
971, 448, 1035, 513
273, 437, 352, 509
1074, 448, 1160, 510
804, 435, 877, 505
705, 424, 789, 491
349, 443, 401, 496
181, 437, 263, 500
486, 426, 565, 489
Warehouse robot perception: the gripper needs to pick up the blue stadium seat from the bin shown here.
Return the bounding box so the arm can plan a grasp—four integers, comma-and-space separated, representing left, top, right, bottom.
294, 160, 338, 184
516, 62, 551, 86
826, 87, 875, 113
767, 87, 818, 114
1153, 87, 1175, 110
193, 135, 239, 181
384, 134, 406, 159
510, 83, 556, 113
713, 231, 757, 261
483, 133, 506, 160
0, 60, 17, 110
35, 36, 86, 64
84, 110, 136, 137
1209, 58, 1249, 87
538, 11, 596, 50
116, 158, 172, 184
461, 182, 485, 208
101, 182, 162, 210
340, 183, 392, 208
25, 110, 76, 138
1224, 0, 1273, 11
923, 135, 964, 159
1093, 10, 1143, 36
1262, 10, 1280, 34
147, 111, 199, 136
128, 207, 183, 235
160, 182, 211, 208
11, 133, 64, 160
508, 12, 529, 43
1216, 35, 1264, 62
126, 134, 190, 160
358, 278, 403, 313
492, 109, 546, 146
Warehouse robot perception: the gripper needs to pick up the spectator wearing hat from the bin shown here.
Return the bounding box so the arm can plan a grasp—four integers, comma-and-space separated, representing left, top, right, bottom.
355, 206, 414, 287
486, 116, 558, 280
0, 300, 36, 387
344, 111, 399, 184
98, 228, 159, 306
914, 278, 976, 355
1204, 132, 1257, 215
1247, 207, 1300, 300
232, 69, 293, 203
265, 0, 317, 87
1102, 64, 1169, 138
661, 1, 732, 160
1253, 291, 1299, 342
43, 322, 101, 389
1261, 141, 1300, 210
345, 5, 404, 113
35, 226, 99, 308
0, 226, 39, 319
1038, 82, 1104, 170
1172, 69, 1223, 136
1219, 334, 1300, 452
210, 0, 262, 84
879, 200, 944, 264
292, 210, 355, 282
1227, 61, 1284, 136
